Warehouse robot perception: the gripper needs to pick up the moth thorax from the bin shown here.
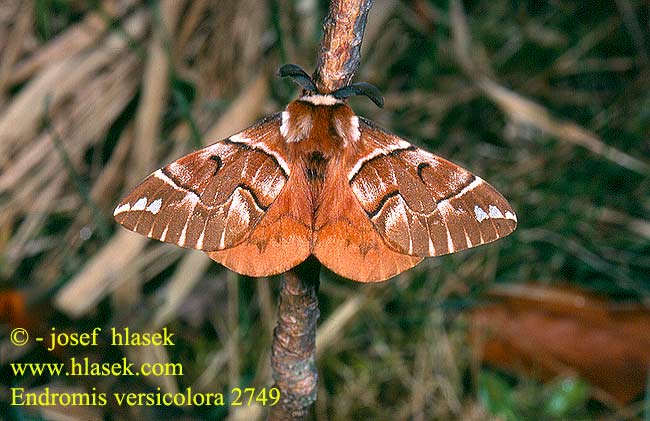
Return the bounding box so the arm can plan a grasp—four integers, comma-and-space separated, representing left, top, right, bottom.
280, 101, 361, 145
332, 110, 360, 146
280, 107, 312, 143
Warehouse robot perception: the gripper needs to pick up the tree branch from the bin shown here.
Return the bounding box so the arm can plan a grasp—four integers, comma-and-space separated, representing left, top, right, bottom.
268, 1, 374, 419
312, 0, 374, 93
269, 257, 321, 420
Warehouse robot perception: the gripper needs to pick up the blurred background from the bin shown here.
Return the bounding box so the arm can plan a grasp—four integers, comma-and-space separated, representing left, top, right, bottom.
1, 0, 649, 419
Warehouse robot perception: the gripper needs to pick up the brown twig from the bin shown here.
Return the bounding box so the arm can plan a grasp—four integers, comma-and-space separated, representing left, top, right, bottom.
269, 257, 321, 420
312, 0, 374, 93
268, 1, 373, 419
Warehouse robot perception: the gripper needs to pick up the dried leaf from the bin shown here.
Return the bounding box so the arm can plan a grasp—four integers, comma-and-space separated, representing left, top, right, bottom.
470, 284, 650, 405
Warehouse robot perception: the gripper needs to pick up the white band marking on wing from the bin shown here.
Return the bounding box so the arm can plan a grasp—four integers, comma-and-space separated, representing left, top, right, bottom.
474, 206, 489, 222
229, 133, 291, 177
348, 140, 413, 181
154, 169, 175, 186
488, 205, 504, 219
146, 198, 162, 214
178, 218, 190, 247
446, 224, 455, 252
113, 203, 131, 216
160, 225, 169, 242
196, 228, 205, 249
131, 197, 147, 211
350, 116, 360, 143
505, 210, 517, 222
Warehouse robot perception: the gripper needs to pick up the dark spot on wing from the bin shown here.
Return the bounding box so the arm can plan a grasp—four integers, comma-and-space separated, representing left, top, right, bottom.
209, 155, 222, 175
416, 162, 430, 182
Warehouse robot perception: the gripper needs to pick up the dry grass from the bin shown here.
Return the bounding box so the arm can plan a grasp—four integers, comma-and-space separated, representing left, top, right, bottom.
1, 1, 649, 420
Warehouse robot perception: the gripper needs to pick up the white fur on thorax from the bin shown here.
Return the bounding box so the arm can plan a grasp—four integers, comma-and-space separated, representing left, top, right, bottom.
299, 94, 342, 106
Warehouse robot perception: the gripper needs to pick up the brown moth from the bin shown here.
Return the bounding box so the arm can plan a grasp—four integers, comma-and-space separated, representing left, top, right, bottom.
114, 65, 517, 282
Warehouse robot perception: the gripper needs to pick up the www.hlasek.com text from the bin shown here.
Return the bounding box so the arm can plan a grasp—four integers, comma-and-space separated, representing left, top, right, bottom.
12, 357, 182, 377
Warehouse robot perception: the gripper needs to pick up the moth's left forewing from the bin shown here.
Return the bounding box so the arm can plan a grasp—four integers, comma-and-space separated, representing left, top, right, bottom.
114, 114, 289, 252
348, 119, 517, 257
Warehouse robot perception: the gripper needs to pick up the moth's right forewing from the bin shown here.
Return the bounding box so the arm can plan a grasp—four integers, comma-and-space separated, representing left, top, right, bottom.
348, 119, 517, 258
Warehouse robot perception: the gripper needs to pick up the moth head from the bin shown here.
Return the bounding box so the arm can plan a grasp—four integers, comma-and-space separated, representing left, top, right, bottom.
277, 64, 384, 108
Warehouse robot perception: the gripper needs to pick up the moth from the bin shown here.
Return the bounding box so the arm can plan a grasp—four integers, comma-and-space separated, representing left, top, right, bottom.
114, 65, 517, 282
